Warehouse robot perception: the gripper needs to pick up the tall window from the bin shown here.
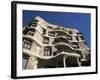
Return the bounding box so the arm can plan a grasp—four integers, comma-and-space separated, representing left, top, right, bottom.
43, 28, 46, 35
23, 40, 32, 50
44, 47, 52, 56
76, 36, 79, 41
22, 54, 29, 69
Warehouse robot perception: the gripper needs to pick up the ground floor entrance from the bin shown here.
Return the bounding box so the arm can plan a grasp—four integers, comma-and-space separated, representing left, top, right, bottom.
37, 55, 79, 68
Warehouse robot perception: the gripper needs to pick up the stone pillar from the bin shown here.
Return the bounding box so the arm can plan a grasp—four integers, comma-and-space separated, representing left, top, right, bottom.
76, 57, 81, 67
63, 56, 67, 68
26, 56, 38, 69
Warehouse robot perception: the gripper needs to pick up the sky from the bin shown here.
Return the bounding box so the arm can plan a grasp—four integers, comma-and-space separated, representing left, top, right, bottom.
23, 10, 91, 48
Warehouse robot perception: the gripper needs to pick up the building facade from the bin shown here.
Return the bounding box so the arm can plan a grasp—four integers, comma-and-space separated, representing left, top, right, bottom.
22, 16, 90, 69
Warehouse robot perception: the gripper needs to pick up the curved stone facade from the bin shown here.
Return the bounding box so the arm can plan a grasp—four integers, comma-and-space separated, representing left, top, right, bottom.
22, 16, 90, 69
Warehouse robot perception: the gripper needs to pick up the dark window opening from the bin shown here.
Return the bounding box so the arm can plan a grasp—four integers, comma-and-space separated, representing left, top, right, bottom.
43, 28, 46, 35
80, 36, 84, 40
76, 36, 79, 41
39, 65, 56, 68
69, 31, 73, 34
43, 37, 49, 44
71, 42, 79, 49
84, 42, 87, 45
31, 23, 37, 27
28, 32, 33, 36
27, 31, 35, 36
28, 22, 37, 27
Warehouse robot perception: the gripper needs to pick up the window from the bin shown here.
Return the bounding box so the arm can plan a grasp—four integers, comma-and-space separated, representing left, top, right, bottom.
43, 28, 46, 35
31, 23, 37, 27
22, 54, 29, 69
44, 47, 52, 56
43, 37, 49, 44
66, 36, 72, 40
71, 42, 79, 49
76, 36, 79, 41
28, 22, 37, 27
80, 36, 84, 40
23, 40, 32, 50
69, 31, 73, 34
27, 31, 34, 36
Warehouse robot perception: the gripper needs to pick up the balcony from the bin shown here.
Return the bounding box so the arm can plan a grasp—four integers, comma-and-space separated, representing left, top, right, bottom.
23, 27, 35, 35
53, 37, 70, 44
54, 44, 74, 53
71, 42, 80, 49
48, 31, 55, 37
50, 28, 74, 37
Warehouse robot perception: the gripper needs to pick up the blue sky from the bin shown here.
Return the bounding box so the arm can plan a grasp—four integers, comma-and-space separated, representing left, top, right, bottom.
23, 10, 91, 48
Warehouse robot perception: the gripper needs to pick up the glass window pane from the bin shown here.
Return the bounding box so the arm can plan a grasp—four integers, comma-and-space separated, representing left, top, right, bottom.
22, 56, 28, 69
